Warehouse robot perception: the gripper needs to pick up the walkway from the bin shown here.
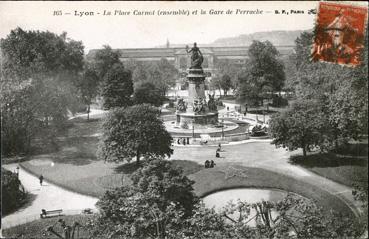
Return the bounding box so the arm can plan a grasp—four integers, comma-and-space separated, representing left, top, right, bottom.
1, 164, 98, 229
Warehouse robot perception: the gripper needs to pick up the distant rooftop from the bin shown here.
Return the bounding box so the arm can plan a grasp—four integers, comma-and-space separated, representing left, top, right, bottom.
86, 45, 294, 60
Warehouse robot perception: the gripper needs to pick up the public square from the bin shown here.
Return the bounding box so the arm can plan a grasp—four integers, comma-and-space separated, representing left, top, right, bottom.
1, 1, 368, 239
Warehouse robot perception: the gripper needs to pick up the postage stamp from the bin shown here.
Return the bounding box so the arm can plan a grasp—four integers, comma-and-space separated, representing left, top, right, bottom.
312, 2, 368, 66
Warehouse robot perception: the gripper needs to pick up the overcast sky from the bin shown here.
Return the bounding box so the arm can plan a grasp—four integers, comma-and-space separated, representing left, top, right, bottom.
0, 1, 358, 53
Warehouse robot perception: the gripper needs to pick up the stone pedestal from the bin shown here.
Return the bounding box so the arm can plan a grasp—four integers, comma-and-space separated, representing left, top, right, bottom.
176, 68, 218, 129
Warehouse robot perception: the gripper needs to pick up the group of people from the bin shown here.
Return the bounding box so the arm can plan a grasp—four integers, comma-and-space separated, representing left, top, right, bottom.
177, 137, 189, 145
205, 143, 222, 168
204, 160, 216, 168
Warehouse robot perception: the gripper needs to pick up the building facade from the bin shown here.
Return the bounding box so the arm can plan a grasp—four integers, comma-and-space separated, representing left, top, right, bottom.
87, 45, 294, 87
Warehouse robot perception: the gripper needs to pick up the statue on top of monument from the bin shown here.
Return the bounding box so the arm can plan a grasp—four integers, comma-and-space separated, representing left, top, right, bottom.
186, 42, 204, 69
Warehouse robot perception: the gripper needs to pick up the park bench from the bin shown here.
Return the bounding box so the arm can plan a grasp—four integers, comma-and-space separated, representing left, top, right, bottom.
40, 209, 63, 219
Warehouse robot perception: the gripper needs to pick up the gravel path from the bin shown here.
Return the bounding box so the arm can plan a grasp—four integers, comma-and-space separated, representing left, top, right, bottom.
1, 164, 98, 229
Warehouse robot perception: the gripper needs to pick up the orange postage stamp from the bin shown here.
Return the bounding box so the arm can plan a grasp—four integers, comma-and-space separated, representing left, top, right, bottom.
312, 2, 368, 66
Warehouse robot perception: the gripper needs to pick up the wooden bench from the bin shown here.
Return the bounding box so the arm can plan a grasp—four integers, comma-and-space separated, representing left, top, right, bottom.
40, 209, 63, 219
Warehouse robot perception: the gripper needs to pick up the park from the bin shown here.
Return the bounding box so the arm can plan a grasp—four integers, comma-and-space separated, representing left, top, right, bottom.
1, 14, 368, 239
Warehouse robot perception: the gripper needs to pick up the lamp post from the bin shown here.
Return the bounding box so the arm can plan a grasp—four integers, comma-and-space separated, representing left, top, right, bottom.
221, 119, 224, 138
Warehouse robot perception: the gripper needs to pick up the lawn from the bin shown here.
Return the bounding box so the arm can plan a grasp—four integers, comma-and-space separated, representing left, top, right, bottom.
20, 159, 203, 198
290, 146, 368, 189
2, 214, 94, 239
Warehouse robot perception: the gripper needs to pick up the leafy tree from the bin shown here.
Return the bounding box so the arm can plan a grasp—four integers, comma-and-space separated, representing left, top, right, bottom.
153, 58, 178, 96
126, 59, 178, 97
353, 181, 368, 234
90, 181, 358, 239
98, 104, 173, 164
92, 45, 121, 81
218, 194, 358, 239
179, 203, 230, 239
210, 74, 233, 96
1, 28, 84, 155
237, 40, 285, 106
1, 167, 26, 215
126, 59, 148, 85
133, 81, 165, 107
269, 99, 328, 157
287, 31, 368, 149
91, 159, 198, 239
236, 67, 261, 106
77, 63, 100, 120
213, 58, 242, 94
1, 28, 83, 83
101, 63, 133, 109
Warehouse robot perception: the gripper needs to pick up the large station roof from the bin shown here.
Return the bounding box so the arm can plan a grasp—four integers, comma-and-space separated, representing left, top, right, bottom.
86, 45, 294, 60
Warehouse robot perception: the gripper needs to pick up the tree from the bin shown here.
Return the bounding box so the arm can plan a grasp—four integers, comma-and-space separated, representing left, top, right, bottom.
125, 59, 178, 97
269, 99, 327, 157
133, 81, 165, 107
213, 58, 242, 95
154, 58, 178, 96
218, 194, 358, 239
98, 104, 173, 164
210, 74, 233, 97
91, 159, 198, 239
287, 31, 368, 149
77, 63, 100, 120
90, 182, 358, 239
126, 59, 148, 85
1, 28, 84, 84
1, 167, 26, 215
92, 45, 121, 81
179, 203, 230, 239
101, 63, 133, 109
1, 28, 84, 156
236, 40, 285, 106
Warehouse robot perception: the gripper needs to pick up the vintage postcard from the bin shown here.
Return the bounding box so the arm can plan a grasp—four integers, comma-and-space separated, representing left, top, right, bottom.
1, 1, 368, 238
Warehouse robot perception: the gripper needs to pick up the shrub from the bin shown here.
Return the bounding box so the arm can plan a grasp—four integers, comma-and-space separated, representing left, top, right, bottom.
1, 167, 26, 215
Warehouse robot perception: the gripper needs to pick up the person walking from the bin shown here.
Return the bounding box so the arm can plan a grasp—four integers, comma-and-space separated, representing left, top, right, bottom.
39, 174, 44, 186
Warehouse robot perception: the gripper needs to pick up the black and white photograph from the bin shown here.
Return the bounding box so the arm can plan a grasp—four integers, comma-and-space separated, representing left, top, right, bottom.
1, 1, 368, 238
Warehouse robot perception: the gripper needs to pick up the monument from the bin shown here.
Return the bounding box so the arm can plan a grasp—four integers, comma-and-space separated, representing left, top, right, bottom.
176, 43, 219, 128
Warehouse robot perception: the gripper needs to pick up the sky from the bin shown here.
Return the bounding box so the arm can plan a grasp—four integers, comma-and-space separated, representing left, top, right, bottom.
0, 1, 365, 53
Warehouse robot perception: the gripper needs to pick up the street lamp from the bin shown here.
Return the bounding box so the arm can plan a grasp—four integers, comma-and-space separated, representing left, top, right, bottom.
221, 119, 224, 138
